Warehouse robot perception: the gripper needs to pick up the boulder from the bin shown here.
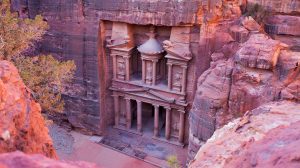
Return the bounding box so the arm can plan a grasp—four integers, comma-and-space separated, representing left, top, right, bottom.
235, 34, 282, 70
242, 16, 261, 32
0, 61, 56, 158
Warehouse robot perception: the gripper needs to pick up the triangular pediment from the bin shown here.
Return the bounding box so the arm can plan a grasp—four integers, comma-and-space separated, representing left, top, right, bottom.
113, 87, 175, 103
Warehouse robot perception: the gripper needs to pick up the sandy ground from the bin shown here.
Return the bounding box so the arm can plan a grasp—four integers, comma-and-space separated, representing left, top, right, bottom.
49, 124, 158, 168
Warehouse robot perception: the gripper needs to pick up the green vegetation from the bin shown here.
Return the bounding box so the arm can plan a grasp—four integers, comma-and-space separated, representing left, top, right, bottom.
15, 55, 75, 113
0, 0, 76, 113
167, 155, 181, 168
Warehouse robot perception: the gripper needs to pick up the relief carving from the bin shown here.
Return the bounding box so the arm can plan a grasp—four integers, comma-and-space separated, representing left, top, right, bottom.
117, 57, 126, 80
145, 62, 153, 84
173, 70, 183, 92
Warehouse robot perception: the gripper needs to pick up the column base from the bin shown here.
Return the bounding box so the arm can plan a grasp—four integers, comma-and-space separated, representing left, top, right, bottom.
113, 126, 143, 136
152, 136, 185, 147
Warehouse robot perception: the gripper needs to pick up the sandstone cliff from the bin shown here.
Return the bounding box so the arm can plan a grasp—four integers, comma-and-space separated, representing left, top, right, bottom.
188, 0, 300, 160
9, 0, 300, 165
0, 61, 56, 158
189, 101, 300, 168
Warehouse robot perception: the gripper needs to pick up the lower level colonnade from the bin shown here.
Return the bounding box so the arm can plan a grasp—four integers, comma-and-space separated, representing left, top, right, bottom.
112, 95, 185, 145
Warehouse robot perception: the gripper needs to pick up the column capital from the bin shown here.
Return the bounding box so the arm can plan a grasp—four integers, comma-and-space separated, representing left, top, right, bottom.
124, 97, 131, 101
164, 107, 171, 111
124, 56, 131, 59
136, 100, 142, 103
154, 105, 160, 108
178, 109, 185, 113
181, 65, 188, 69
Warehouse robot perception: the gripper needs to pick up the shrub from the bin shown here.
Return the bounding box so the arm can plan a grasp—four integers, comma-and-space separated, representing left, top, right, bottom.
0, 0, 48, 60
15, 55, 76, 113
0, 0, 76, 113
167, 155, 181, 168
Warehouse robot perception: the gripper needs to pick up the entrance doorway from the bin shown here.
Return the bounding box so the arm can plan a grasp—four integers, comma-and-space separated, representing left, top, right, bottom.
141, 102, 154, 136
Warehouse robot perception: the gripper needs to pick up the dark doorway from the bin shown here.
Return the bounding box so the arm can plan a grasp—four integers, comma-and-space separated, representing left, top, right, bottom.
158, 107, 166, 138
141, 102, 154, 136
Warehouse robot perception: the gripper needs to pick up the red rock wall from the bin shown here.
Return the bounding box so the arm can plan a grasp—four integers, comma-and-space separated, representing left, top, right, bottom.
10, 0, 211, 136
188, 0, 300, 161
11, 1, 300, 164
0, 61, 57, 158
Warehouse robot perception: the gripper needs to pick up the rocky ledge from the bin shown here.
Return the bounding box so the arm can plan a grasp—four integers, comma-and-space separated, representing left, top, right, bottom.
0, 151, 98, 168
189, 101, 300, 168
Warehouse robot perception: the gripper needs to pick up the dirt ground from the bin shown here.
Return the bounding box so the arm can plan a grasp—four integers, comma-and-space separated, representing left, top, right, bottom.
49, 124, 164, 168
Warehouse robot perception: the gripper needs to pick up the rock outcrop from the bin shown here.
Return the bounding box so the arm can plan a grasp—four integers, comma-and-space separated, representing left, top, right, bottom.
9, 0, 300, 165
0, 61, 56, 158
189, 101, 300, 168
0, 151, 98, 168
188, 0, 300, 160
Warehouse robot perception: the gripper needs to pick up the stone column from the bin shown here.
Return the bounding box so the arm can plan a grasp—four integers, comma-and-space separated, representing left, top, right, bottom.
125, 57, 130, 81
142, 59, 146, 83
112, 55, 117, 80
125, 98, 132, 129
181, 66, 188, 94
167, 63, 172, 90
179, 110, 185, 143
165, 108, 171, 140
152, 60, 157, 85
154, 105, 160, 137
113, 95, 120, 127
137, 100, 142, 133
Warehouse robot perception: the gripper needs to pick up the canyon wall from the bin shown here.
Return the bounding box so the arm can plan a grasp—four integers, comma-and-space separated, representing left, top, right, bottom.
188, 0, 300, 162
10, 0, 212, 135
0, 61, 56, 158
10, 0, 300, 164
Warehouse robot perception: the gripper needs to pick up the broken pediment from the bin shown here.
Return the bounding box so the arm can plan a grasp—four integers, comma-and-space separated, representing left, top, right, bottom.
164, 42, 192, 61
107, 22, 134, 49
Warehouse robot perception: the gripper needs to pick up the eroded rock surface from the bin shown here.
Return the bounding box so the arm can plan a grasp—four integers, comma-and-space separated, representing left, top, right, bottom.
0, 61, 56, 158
189, 101, 300, 168
0, 151, 98, 168
9, 0, 300, 165
188, 2, 300, 160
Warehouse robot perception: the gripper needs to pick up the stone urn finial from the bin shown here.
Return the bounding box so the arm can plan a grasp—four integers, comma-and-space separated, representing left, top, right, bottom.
147, 26, 157, 39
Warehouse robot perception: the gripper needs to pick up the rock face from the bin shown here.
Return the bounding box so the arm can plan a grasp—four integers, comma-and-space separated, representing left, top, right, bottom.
9, 0, 300, 164
247, 0, 300, 14
189, 101, 300, 168
0, 151, 98, 168
10, 0, 243, 135
188, 0, 300, 160
0, 61, 56, 158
